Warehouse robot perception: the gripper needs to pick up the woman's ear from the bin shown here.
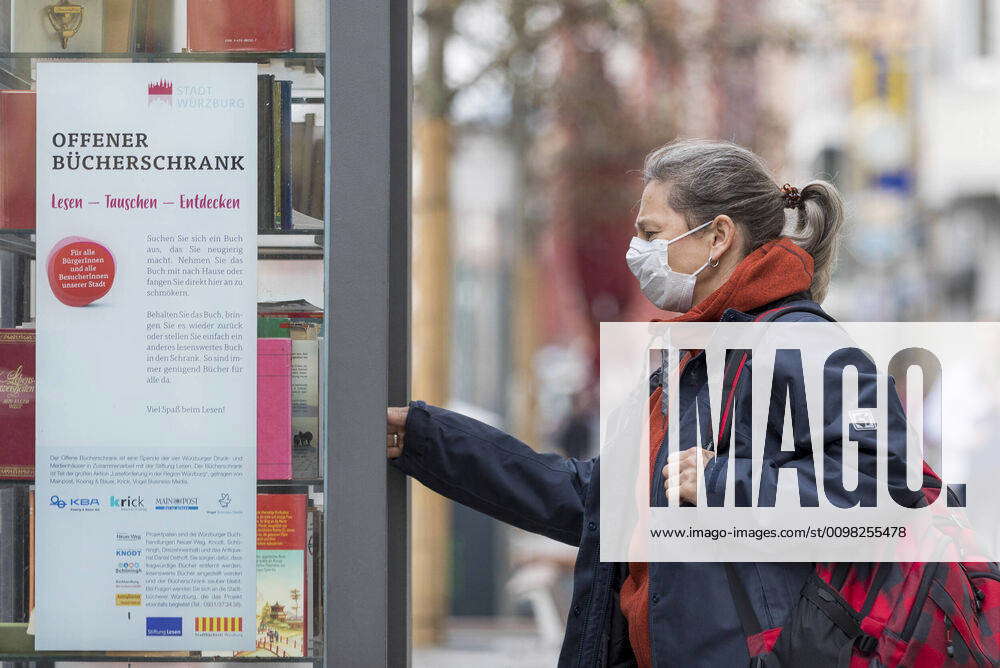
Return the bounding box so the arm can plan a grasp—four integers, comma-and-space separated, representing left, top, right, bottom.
710, 214, 738, 260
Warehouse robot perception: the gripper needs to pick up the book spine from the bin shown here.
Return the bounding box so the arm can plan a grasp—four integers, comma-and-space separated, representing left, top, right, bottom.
280, 80, 293, 231
0, 92, 36, 230
272, 79, 282, 231
257, 339, 292, 480
0, 329, 36, 479
257, 74, 275, 234
0, 487, 29, 623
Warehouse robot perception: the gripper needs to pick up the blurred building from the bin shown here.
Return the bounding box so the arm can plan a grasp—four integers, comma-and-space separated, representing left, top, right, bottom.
413, 0, 1000, 659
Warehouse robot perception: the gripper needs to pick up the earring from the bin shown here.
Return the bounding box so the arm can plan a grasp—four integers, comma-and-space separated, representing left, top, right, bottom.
709, 257, 720, 268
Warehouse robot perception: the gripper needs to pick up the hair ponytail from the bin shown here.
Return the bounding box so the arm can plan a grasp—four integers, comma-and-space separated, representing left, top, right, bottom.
643, 139, 846, 303
789, 180, 844, 303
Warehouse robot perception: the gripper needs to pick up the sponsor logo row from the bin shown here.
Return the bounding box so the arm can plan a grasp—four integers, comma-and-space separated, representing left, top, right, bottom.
49, 494, 235, 511
145, 617, 244, 637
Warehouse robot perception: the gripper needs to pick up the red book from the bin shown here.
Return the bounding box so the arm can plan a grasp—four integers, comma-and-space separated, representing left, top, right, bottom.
258, 338, 292, 480
0, 330, 35, 479
0, 91, 36, 230
187, 0, 294, 52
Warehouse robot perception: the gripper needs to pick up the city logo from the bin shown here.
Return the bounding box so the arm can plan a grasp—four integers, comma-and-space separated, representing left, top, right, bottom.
148, 78, 173, 107
50, 495, 99, 510
110, 495, 144, 509
218, 493, 232, 508
146, 617, 182, 637
194, 617, 243, 633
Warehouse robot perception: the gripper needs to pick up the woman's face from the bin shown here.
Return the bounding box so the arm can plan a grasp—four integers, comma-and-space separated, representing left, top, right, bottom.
634, 180, 714, 275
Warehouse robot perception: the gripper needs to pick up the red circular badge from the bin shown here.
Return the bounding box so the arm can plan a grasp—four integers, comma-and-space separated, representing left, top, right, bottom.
46, 237, 116, 307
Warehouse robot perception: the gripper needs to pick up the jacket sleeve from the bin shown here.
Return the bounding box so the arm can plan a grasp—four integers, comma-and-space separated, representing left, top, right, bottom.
389, 400, 594, 546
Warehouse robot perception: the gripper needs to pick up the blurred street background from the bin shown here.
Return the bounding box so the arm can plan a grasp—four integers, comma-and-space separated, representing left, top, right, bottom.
407, 0, 1000, 663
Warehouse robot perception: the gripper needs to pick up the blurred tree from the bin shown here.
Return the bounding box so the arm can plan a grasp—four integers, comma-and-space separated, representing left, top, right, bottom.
411, 0, 792, 641
412, 0, 459, 647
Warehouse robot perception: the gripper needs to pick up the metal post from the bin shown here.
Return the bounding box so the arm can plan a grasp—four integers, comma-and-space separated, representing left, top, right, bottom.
325, 0, 410, 666
387, 0, 413, 664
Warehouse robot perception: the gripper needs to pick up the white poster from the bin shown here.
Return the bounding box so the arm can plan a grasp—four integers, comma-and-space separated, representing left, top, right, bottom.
34, 63, 258, 651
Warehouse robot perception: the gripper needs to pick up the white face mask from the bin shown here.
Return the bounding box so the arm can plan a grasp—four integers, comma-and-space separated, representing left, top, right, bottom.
625, 219, 717, 312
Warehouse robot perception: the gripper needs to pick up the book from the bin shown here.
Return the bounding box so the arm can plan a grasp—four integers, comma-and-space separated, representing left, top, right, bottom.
290, 322, 319, 462
0, 329, 35, 479
292, 113, 316, 216
0, 486, 29, 623
294, 0, 324, 52
279, 80, 293, 231
243, 494, 308, 658
306, 498, 323, 651
258, 338, 292, 480
102, 0, 133, 51
0, 91, 36, 231
257, 315, 290, 339
258, 301, 322, 480
258, 300, 324, 325
11, 0, 104, 52
257, 73, 276, 233
131, 0, 173, 52
27, 489, 34, 616
187, 0, 293, 52
272, 78, 282, 231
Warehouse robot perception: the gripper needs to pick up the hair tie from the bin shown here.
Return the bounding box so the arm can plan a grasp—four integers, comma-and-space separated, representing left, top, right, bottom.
780, 183, 802, 209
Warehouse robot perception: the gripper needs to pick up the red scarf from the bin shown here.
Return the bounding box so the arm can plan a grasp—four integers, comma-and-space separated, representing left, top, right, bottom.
619, 238, 814, 668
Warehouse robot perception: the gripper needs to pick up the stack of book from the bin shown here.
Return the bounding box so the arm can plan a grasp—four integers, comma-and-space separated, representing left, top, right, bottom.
4, 0, 326, 54
257, 300, 323, 480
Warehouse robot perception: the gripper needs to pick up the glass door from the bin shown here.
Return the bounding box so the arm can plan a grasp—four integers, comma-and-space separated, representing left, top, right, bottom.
0, 0, 410, 665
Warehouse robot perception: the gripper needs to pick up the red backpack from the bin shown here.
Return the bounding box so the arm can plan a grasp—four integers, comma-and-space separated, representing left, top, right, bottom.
722, 303, 1000, 667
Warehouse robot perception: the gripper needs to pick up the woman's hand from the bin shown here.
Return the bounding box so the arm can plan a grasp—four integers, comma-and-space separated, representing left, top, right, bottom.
662, 448, 714, 504
387, 406, 408, 459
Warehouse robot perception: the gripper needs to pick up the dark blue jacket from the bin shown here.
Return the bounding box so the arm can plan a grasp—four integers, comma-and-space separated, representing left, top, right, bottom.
390, 298, 920, 666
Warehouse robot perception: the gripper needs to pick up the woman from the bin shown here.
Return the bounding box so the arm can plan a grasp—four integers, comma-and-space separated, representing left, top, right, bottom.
386, 139, 850, 667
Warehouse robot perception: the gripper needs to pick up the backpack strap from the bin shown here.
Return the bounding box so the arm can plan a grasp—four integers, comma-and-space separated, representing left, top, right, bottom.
722, 303, 839, 665
724, 563, 763, 637
724, 564, 782, 667
716, 301, 835, 447
751, 299, 836, 324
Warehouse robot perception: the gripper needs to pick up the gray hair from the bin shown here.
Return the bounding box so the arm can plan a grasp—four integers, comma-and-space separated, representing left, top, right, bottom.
642, 138, 844, 303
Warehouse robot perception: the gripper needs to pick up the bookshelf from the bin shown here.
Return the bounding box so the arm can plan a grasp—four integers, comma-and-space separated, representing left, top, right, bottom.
0, 1, 411, 666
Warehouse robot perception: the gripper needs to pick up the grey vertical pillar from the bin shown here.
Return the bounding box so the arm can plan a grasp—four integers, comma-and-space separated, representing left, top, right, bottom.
387, 0, 413, 664
325, 0, 410, 666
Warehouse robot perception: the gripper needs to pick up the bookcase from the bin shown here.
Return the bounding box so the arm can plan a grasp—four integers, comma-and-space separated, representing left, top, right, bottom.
0, 1, 411, 666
